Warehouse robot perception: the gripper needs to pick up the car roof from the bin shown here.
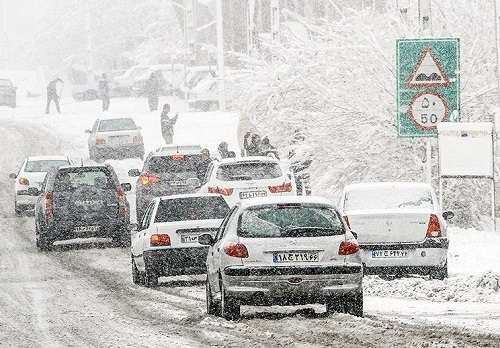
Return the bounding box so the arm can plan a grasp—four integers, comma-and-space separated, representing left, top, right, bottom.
344, 182, 432, 191
217, 156, 280, 165
57, 164, 109, 170
26, 155, 69, 162
97, 116, 135, 122
150, 145, 202, 156
157, 193, 224, 202
239, 196, 335, 210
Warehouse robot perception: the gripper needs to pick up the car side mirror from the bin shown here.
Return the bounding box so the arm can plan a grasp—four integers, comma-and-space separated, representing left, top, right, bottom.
442, 211, 454, 221
198, 233, 215, 246
27, 187, 41, 196
9, 173, 17, 179
121, 183, 132, 192
350, 231, 358, 239
128, 169, 141, 177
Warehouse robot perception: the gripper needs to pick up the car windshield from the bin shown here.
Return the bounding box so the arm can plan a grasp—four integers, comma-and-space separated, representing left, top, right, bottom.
54, 168, 114, 191
217, 162, 282, 181
25, 160, 68, 172
344, 185, 434, 210
98, 118, 137, 132
155, 196, 229, 222
0, 79, 12, 87
147, 154, 206, 178
238, 205, 345, 238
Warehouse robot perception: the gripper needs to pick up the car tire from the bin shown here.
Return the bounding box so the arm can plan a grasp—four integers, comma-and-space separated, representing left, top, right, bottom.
144, 265, 158, 288
220, 282, 240, 320
429, 263, 448, 280
131, 256, 142, 285
206, 275, 221, 316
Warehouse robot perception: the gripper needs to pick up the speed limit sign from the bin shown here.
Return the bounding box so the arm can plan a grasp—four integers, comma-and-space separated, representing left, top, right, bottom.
409, 92, 448, 130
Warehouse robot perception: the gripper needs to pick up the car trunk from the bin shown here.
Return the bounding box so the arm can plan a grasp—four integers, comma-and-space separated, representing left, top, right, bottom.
345, 209, 431, 244
99, 130, 137, 146
154, 219, 222, 248
226, 177, 289, 200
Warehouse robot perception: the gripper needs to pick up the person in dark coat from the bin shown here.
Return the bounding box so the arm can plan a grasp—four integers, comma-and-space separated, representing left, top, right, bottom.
288, 130, 312, 196
98, 73, 110, 111
45, 78, 63, 114
260, 136, 279, 159
160, 103, 178, 144
145, 72, 160, 111
197, 148, 212, 180
246, 134, 262, 156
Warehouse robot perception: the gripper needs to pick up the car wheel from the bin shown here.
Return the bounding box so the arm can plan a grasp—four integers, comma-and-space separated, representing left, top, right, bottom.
206, 275, 221, 316
37, 232, 53, 252
144, 265, 158, 288
344, 290, 364, 317
131, 256, 142, 285
220, 281, 240, 320
429, 263, 448, 280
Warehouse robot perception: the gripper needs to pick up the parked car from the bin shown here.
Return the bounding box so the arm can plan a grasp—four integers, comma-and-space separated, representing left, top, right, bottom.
200, 156, 297, 206
86, 117, 144, 161
9, 156, 71, 216
129, 145, 209, 223
200, 196, 364, 320
338, 182, 453, 280
0, 78, 16, 108
131, 193, 230, 287
33, 164, 132, 251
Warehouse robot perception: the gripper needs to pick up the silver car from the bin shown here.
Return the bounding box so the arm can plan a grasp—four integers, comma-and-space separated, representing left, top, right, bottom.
199, 196, 364, 320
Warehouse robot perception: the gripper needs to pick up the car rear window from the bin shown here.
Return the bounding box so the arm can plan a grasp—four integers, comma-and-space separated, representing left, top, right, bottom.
155, 196, 230, 222
238, 205, 345, 238
146, 155, 205, 176
344, 185, 433, 211
54, 168, 115, 192
98, 118, 137, 132
25, 160, 68, 172
216, 162, 282, 181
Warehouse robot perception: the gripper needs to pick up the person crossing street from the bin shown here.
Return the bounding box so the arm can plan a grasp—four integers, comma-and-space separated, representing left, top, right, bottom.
160, 103, 178, 144
45, 78, 63, 114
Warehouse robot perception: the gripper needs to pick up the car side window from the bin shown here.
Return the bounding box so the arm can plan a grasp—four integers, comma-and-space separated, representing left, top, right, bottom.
215, 206, 238, 242
141, 202, 155, 230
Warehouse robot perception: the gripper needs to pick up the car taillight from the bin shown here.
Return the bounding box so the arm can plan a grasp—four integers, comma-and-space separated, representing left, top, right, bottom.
338, 240, 360, 255
133, 136, 143, 144
45, 191, 54, 221
343, 215, 351, 229
268, 182, 293, 193
140, 173, 161, 186
150, 234, 170, 247
224, 242, 249, 258
96, 138, 106, 145
116, 186, 128, 217
208, 186, 234, 196
18, 177, 29, 186
426, 214, 442, 238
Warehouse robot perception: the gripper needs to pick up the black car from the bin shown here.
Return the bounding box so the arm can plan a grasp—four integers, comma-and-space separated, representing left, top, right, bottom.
0, 78, 16, 108
33, 164, 132, 251
128, 145, 209, 223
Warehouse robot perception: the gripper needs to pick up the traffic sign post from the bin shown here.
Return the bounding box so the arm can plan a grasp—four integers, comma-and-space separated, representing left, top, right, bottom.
397, 38, 460, 137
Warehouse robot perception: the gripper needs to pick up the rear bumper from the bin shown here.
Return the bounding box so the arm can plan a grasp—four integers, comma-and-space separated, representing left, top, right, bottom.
360, 238, 448, 270
222, 265, 363, 305
144, 247, 209, 276
45, 218, 129, 241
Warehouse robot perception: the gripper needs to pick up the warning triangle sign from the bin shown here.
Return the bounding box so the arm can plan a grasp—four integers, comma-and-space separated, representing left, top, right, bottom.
406, 48, 450, 88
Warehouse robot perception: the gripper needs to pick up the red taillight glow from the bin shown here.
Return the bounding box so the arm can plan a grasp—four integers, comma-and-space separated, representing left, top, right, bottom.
45, 191, 54, 221
140, 173, 161, 186
343, 215, 351, 229
268, 182, 293, 193
224, 242, 249, 258
426, 214, 442, 238
116, 187, 128, 217
208, 186, 234, 196
171, 154, 185, 160
18, 177, 29, 186
338, 240, 360, 255
150, 234, 171, 247
96, 138, 106, 145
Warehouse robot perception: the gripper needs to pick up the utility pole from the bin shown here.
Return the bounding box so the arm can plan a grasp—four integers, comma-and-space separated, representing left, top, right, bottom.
495, 0, 500, 109
1, 0, 8, 67
247, 0, 256, 56
270, 0, 280, 43
216, 0, 226, 111
85, 1, 93, 71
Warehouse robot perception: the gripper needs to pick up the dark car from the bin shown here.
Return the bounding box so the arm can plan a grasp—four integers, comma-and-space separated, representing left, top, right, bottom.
128, 145, 210, 223
33, 164, 132, 251
0, 78, 16, 108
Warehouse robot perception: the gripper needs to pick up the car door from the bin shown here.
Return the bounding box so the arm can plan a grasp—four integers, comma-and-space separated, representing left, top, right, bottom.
132, 201, 155, 265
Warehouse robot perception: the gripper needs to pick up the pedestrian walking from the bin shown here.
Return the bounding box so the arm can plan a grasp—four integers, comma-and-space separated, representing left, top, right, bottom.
246, 134, 262, 156
145, 72, 160, 111
45, 78, 63, 114
160, 103, 178, 144
98, 73, 110, 111
288, 129, 312, 196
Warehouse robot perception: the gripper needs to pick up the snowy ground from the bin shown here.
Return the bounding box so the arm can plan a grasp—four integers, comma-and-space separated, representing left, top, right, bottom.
0, 96, 499, 347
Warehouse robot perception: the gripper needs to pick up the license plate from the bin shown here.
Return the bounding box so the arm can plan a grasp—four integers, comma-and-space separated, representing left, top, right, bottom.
168, 181, 186, 186
240, 191, 267, 199
180, 234, 199, 243
73, 225, 100, 233
371, 250, 409, 258
273, 252, 319, 263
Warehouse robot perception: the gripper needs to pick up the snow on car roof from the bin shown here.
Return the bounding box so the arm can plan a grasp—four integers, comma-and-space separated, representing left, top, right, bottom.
239, 195, 334, 210
344, 182, 432, 191
98, 116, 135, 122
157, 193, 224, 201
218, 156, 280, 165
152, 145, 202, 155
27, 155, 68, 161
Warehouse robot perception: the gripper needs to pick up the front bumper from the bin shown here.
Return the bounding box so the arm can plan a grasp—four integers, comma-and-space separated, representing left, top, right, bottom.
222, 265, 363, 306
360, 238, 448, 272
144, 247, 209, 276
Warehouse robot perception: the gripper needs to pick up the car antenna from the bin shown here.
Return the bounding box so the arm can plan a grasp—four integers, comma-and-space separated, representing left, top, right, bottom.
80, 158, 84, 167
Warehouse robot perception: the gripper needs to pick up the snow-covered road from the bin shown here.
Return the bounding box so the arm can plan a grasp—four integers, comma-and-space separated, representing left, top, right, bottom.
0, 97, 499, 347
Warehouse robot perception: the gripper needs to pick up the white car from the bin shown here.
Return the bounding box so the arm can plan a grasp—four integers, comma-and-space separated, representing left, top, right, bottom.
131, 193, 230, 287
200, 157, 297, 206
86, 117, 145, 161
338, 182, 454, 280
9, 156, 71, 215
199, 196, 364, 320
